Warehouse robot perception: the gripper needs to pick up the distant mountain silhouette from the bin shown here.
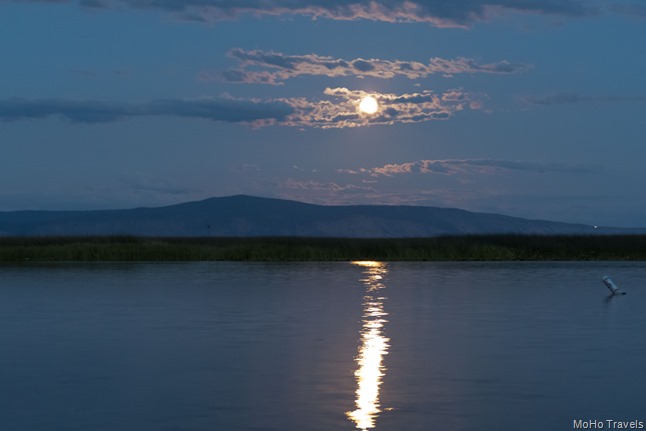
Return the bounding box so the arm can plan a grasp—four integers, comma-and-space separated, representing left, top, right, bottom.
0, 195, 642, 237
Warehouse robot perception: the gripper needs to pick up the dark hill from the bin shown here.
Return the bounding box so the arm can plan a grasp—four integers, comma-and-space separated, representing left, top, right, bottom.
0, 195, 641, 237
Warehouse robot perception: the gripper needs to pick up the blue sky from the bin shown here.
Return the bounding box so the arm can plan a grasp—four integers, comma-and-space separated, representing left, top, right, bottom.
1, 0, 645, 227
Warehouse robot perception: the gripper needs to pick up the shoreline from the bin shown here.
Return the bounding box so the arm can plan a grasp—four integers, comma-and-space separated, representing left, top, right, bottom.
1, 235, 645, 262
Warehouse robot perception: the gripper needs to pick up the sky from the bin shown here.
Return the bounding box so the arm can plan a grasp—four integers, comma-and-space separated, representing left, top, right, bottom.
1, 0, 645, 227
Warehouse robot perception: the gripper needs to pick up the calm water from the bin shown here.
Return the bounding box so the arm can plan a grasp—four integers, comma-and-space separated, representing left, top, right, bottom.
1, 261, 645, 431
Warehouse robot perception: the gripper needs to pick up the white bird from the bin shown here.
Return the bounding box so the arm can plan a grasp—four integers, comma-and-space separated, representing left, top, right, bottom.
602, 276, 626, 295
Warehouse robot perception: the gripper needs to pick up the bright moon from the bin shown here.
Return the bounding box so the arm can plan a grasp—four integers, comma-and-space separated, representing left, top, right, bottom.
359, 96, 379, 114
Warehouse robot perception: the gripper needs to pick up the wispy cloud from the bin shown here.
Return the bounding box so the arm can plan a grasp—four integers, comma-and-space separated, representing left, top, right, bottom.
258, 178, 378, 206
265, 182, 482, 208
279, 178, 375, 194
0, 88, 479, 128
523, 92, 646, 106
339, 159, 597, 176
71, 68, 132, 78
231, 164, 261, 173
120, 175, 196, 196
14, 0, 599, 27
610, 3, 646, 19
209, 49, 532, 85
0, 97, 293, 125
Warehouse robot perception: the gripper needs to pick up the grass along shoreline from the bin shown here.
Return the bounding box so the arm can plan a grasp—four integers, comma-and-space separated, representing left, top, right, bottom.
0, 235, 645, 261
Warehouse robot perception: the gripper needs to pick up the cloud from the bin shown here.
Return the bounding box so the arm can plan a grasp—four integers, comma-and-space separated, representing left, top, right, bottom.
231, 164, 261, 173
0, 87, 478, 128
279, 179, 375, 194
14, 0, 599, 27
70, 68, 132, 78
281, 87, 480, 128
211, 49, 532, 85
263, 180, 482, 207
0, 97, 293, 125
121, 175, 195, 196
610, 3, 646, 19
266, 178, 379, 206
523, 92, 646, 106
339, 159, 597, 176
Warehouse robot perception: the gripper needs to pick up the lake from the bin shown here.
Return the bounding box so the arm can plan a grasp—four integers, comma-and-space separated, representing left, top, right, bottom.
1, 261, 645, 431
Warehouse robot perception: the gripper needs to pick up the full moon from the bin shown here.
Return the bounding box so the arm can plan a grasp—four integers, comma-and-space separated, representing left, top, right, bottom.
359, 96, 379, 114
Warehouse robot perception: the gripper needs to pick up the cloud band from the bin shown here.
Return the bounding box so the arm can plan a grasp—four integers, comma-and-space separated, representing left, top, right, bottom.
1, 88, 480, 128
339, 159, 597, 176
0, 97, 294, 125
10, 0, 599, 27
211, 49, 532, 85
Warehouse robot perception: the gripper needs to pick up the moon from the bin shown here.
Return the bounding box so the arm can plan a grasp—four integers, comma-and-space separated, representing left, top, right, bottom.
359, 96, 379, 115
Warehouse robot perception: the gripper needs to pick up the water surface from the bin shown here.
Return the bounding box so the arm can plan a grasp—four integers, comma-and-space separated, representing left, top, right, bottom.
1, 261, 644, 430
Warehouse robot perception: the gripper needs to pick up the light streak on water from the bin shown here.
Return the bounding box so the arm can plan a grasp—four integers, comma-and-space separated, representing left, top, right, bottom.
347, 261, 390, 430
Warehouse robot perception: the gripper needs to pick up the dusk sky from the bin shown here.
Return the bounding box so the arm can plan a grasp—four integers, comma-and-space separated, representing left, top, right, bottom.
2, 0, 645, 227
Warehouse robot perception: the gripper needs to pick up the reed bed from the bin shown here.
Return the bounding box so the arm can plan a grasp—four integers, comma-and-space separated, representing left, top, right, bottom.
0, 235, 645, 261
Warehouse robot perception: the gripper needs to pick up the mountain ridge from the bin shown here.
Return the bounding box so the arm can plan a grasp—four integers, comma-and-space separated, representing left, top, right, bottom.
0, 195, 642, 237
